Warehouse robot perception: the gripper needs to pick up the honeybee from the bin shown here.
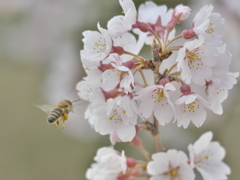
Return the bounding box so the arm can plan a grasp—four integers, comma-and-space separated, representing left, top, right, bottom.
36, 99, 80, 127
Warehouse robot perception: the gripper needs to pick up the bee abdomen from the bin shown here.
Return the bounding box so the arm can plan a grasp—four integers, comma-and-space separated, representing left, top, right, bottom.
47, 108, 64, 123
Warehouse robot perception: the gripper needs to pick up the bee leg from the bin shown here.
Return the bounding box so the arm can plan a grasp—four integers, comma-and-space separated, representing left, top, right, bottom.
55, 121, 60, 127
63, 113, 68, 121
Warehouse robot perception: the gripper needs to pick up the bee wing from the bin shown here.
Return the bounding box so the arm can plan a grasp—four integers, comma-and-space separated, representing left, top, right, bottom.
35, 104, 56, 114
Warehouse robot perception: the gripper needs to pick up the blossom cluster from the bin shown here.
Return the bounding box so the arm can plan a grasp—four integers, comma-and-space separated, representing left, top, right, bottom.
86, 132, 230, 180
76, 0, 237, 179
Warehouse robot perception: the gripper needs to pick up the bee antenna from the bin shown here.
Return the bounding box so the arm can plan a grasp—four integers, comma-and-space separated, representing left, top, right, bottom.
72, 99, 81, 103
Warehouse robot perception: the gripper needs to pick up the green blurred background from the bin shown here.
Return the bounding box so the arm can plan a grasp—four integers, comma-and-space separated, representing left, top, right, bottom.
0, 0, 240, 179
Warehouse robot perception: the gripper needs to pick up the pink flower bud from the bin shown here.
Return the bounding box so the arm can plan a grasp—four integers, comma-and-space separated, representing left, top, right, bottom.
174, 4, 191, 23
180, 84, 191, 95
130, 136, 141, 147
127, 158, 136, 168
134, 21, 149, 32
159, 78, 170, 86
112, 46, 124, 55
181, 29, 196, 39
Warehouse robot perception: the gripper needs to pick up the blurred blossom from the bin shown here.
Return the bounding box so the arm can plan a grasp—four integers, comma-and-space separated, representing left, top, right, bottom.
0, 0, 92, 63
0, 0, 32, 15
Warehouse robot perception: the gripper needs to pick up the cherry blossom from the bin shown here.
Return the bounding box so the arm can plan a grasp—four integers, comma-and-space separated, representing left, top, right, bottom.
74, 2, 237, 179
90, 95, 138, 142
175, 93, 210, 128
135, 83, 176, 126
176, 35, 220, 85
107, 0, 137, 37
135, 2, 173, 45
101, 54, 134, 93
173, 4, 191, 23
80, 23, 112, 62
86, 147, 127, 180
193, 4, 225, 46
147, 149, 195, 180
188, 131, 231, 180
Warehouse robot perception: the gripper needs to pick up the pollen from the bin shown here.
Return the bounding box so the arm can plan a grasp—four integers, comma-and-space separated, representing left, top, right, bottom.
109, 112, 118, 120
94, 40, 107, 53
206, 27, 214, 34
116, 71, 122, 76
152, 90, 165, 102
84, 67, 90, 71
170, 170, 177, 177
183, 101, 198, 113
186, 48, 203, 69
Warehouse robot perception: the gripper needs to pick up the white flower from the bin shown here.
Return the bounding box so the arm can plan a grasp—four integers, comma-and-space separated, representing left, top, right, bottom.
176, 35, 220, 85
101, 54, 134, 93
86, 147, 127, 180
205, 46, 239, 115
92, 95, 138, 142
173, 4, 191, 23
135, 83, 176, 126
107, 0, 137, 37
112, 32, 144, 62
206, 72, 238, 115
147, 149, 195, 180
188, 131, 231, 180
193, 4, 224, 46
80, 23, 112, 62
76, 78, 92, 102
134, 2, 173, 45
175, 93, 210, 128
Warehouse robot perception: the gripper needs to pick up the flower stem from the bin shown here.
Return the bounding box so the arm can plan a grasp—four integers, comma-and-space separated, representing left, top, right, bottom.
153, 117, 163, 152
139, 70, 148, 87
165, 34, 183, 49
136, 143, 151, 161
168, 63, 177, 74
123, 50, 145, 62
166, 45, 183, 52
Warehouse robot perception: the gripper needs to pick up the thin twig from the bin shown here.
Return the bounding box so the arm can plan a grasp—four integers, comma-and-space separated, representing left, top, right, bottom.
139, 70, 148, 87
152, 117, 163, 152
136, 143, 151, 161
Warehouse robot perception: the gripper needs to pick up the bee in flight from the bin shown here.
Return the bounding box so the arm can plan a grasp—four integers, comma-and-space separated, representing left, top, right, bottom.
36, 99, 80, 127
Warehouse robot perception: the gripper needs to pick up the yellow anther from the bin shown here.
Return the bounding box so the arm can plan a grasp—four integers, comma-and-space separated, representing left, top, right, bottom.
116, 71, 122, 76
109, 113, 118, 120
170, 170, 177, 177
206, 27, 214, 34
84, 67, 90, 71
94, 42, 106, 47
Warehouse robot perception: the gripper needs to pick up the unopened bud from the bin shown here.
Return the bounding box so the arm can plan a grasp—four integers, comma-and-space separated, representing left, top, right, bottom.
112, 46, 124, 55
173, 4, 191, 23
127, 158, 136, 168
130, 136, 141, 147
159, 78, 170, 86
182, 29, 196, 39
180, 84, 191, 95
135, 21, 149, 32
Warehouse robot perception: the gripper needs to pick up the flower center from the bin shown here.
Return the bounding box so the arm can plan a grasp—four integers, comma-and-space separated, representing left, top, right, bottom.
205, 23, 214, 34
170, 170, 177, 177
183, 101, 200, 113
108, 109, 123, 123
194, 154, 210, 165
186, 48, 203, 69
94, 37, 107, 53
